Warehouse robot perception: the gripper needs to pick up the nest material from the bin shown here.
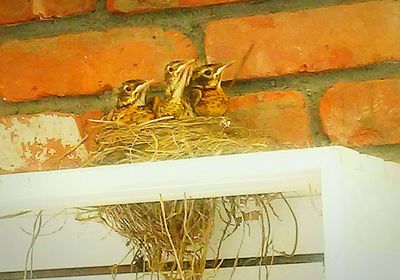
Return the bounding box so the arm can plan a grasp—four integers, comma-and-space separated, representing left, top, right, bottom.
83, 116, 276, 167
78, 198, 216, 280
77, 117, 293, 280
76, 193, 288, 280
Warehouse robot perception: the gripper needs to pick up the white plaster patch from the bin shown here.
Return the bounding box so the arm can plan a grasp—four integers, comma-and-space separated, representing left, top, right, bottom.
0, 114, 88, 172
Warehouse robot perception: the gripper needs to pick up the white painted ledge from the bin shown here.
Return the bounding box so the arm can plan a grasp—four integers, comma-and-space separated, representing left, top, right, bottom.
0, 146, 398, 215
0, 146, 349, 215
1, 146, 400, 280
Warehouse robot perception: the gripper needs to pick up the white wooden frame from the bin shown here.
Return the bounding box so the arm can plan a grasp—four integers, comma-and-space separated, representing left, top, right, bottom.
1, 146, 400, 280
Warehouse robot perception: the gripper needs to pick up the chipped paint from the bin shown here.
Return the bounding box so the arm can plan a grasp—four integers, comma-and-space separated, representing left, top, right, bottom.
0, 113, 88, 173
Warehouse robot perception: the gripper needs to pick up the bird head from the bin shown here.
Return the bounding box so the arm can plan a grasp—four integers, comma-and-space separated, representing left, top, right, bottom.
164, 59, 196, 101
190, 61, 234, 89
116, 79, 155, 107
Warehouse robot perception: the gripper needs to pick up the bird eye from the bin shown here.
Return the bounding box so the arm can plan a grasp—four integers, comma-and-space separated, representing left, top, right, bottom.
203, 69, 212, 76
167, 66, 174, 73
123, 85, 133, 93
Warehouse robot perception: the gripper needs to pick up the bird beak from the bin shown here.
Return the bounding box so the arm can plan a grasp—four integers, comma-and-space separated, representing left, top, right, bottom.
136, 79, 156, 92
135, 80, 155, 105
215, 61, 235, 75
177, 59, 196, 73
144, 79, 156, 87
185, 58, 196, 66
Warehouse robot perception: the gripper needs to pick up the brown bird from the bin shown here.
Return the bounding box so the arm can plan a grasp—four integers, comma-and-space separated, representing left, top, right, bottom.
186, 62, 234, 117
152, 59, 196, 119
109, 79, 155, 125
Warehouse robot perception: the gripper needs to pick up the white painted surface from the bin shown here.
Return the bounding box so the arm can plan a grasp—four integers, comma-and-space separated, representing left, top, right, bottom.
0, 196, 323, 271
207, 263, 325, 280
1, 146, 400, 280
210, 195, 323, 259
321, 153, 400, 280
0, 147, 330, 216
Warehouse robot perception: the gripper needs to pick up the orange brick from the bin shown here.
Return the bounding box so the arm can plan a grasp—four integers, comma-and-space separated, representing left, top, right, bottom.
107, 0, 242, 14
205, 1, 400, 80
0, 113, 91, 174
75, 110, 103, 152
227, 91, 312, 147
0, 0, 36, 25
36, 0, 96, 18
320, 79, 400, 146
0, 27, 197, 102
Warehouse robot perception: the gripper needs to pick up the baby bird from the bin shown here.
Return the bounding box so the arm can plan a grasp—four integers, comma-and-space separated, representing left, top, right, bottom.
186, 62, 234, 117
110, 79, 155, 125
153, 59, 196, 119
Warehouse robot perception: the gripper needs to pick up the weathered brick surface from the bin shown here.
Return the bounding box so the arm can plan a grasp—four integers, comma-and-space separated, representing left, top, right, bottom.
107, 0, 242, 13
0, 0, 36, 25
0, 27, 197, 102
0, 113, 91, 174
0, 0, 96, 25
75, 110, 103, 152
36, 0, 96, 19
320, 79, 400, 146
205, 1, 400, 80
227, 91, 312, 147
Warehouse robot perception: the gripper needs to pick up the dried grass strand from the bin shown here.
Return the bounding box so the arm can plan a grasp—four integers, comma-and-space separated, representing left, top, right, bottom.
275, 193, 298, 257
0, 210, 31, 220
160, 195, 186, 280
23, 210, 43, 280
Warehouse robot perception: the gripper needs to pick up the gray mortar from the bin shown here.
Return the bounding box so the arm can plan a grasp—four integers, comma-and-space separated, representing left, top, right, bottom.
0, 0, 399, 161
356, 145, 400, 163
0, 0, 375, 48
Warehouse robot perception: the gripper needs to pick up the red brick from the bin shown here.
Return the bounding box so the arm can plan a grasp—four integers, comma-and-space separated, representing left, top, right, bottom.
0, 27, 197, 102
320, 79, 400, 146
0, 0, 36, 25
35, 0, 96, 19
0, 0, 96, 25
107, 0, 242, 14
227, 91, 312, 147
205, 1, 400, 80
0, 113, 91, 174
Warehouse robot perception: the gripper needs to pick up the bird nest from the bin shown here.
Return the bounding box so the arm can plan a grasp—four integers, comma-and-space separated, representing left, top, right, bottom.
76, 193, 290, 280
77, 116, 292, 280
83, 116, 276, 167
78, 198, 215, 280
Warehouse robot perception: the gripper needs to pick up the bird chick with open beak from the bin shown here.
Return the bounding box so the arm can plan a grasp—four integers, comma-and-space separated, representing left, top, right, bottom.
110, 79, 155, 125
152, 59, 196, 119
186, 61, 234, 117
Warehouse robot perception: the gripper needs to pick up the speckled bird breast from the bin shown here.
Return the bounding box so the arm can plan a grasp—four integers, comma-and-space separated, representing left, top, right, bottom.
112, 105, 155, 124
194, 88, 229, 117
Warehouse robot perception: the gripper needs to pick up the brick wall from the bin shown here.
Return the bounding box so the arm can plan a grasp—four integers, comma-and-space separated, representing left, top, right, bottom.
0, 0, 399, 173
